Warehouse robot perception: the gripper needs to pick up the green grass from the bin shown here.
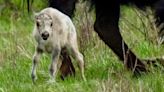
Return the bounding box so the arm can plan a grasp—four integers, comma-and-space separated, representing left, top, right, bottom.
0, 1, 164, 92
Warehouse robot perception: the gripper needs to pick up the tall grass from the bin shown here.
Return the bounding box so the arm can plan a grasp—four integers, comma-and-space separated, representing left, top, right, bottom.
0, 1, 164, 92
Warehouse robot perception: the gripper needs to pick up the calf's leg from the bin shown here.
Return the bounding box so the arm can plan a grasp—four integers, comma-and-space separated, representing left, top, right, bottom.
69, 42, 86, 81
49, 47, 61, 82
31, 47, 42, 83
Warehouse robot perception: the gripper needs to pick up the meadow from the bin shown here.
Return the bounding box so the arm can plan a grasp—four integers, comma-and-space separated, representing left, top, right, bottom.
0, 0, 164, 92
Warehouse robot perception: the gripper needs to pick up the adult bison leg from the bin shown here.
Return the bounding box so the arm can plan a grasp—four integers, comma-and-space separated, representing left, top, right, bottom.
48, 0, 77, 17
94, 2, 147, 75
60, 48, 75, 80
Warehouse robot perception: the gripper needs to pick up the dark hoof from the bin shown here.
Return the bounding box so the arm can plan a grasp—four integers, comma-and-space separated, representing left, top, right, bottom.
31, 74, 37, 84
145, 56, 164, 67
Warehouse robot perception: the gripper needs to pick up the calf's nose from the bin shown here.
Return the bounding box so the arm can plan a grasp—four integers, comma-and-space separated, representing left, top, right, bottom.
41, 31, 49, 40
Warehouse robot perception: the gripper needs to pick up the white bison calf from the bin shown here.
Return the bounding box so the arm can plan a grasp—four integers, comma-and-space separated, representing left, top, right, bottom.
31, 7, 86, 83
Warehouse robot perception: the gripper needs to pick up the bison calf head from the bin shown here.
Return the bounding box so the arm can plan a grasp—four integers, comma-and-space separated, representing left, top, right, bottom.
34, 13, 53, 40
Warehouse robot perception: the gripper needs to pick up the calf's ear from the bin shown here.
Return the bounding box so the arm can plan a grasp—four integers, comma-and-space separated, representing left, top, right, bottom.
33, 12, 39, 20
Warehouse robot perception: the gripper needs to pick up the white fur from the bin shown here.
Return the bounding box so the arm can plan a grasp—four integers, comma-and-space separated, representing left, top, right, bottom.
31, 8, 86, 83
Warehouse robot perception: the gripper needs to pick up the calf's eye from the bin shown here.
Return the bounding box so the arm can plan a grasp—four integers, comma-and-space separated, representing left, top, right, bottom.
50, 22, 53, 27
36, 22, 40, 27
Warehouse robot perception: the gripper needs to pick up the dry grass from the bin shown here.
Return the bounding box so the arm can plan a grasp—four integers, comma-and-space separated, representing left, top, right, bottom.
0, 1, 164, 92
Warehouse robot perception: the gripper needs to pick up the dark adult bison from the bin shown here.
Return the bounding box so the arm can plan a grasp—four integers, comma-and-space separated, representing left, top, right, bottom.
28, 0, 164, 78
